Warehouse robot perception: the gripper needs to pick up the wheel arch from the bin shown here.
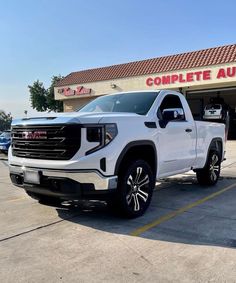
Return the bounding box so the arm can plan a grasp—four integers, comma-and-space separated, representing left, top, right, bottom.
204, 137, 223, 168
114, 140, 157, 178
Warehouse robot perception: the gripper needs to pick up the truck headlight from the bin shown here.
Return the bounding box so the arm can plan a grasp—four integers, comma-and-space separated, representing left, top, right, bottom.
85, 124, 118, 155
104, 124, 118, 145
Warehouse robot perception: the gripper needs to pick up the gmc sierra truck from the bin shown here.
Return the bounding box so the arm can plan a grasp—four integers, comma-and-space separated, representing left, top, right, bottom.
9, 90, 225, 217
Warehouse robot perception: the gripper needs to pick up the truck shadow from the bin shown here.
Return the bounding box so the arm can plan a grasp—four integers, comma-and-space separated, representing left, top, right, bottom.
55, 176, 236, 249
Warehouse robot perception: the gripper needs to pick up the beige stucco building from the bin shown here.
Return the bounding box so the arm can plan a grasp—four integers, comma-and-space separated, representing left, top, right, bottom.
54, 44, 236, 137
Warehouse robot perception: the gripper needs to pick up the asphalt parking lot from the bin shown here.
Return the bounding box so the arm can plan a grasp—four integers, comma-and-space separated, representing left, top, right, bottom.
1, 142, 236, 282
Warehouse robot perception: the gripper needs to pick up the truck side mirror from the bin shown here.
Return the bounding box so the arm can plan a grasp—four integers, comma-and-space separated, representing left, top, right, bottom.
159, 108, 185, 128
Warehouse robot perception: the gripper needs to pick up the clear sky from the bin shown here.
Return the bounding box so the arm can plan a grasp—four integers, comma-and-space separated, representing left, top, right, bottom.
0, 0, 235, 118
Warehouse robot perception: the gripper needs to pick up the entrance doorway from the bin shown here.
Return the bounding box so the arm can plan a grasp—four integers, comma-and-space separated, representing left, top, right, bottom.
186, 87, 236, 140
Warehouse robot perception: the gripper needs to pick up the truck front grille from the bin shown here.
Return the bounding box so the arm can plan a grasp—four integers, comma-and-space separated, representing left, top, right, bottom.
11, 124, 81, 160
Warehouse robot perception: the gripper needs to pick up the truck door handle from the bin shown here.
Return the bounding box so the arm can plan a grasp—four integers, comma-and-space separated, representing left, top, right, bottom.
185, 128, 192, 133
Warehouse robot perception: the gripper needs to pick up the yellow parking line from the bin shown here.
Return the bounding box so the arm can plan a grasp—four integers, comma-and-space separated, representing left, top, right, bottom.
130, 182, 236, 237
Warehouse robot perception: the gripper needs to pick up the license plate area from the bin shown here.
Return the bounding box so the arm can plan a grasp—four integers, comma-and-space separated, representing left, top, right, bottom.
23, 170, 40, 184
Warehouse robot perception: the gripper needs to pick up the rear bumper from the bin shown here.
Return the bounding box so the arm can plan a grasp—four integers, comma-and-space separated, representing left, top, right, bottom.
9, 164, 118, 200
203, 115, 222, 120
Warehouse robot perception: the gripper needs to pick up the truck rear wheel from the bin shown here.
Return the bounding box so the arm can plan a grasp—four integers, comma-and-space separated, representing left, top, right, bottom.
196, 150, 221, 186
110, 159, 155, 218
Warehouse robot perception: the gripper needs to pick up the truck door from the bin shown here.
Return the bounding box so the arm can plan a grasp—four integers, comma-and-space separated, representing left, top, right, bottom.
157, 94, 196, 177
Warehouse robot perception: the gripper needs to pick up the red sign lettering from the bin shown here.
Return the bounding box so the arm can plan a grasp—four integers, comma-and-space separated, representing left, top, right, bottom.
154, 77, 161, 85
64, 88, 75, 97
162, 75, 171, 84
146, 78, 153, 86
194, 71, 202, 81
171, 74, 179, 83
146, 66, 236, 87
217, 68, 226, 79
76, 86, 91, 95
186, 72, 194, 82
203, 70, 211, 80
179, 74, 186, 83
226, 67, 236, 77
58, 86, 92, 96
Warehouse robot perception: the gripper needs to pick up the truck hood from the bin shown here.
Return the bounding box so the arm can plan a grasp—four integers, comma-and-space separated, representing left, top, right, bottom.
11, 112, 144, 126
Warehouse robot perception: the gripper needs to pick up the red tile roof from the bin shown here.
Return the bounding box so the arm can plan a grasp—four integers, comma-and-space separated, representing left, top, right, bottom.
56, 44, 236, 87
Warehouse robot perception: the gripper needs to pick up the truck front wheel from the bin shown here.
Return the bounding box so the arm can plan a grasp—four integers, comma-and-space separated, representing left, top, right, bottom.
196, 150, 221, 186
111, 159, 155, 218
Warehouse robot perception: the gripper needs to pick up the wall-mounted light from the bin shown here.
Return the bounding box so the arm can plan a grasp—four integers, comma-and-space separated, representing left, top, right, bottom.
110, 83, 117, 89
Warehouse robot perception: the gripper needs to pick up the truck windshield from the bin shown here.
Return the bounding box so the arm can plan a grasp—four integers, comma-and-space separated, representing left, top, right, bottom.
77, 91, 159, 115
205, 104, 221, 110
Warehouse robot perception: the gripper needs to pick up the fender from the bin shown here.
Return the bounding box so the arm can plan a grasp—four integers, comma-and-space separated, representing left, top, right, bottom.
197, 137, 224, 170
114, 140, 157, 176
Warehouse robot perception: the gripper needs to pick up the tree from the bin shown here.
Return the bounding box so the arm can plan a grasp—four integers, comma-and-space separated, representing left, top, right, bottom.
28, 80, 47, 112
0, 110, 12, 131
46, 76, 64, 112
28, 75, 63, 112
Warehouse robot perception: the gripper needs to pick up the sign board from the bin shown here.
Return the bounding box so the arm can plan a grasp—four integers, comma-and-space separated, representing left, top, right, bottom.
58, 86, 91, 97
146, 66, 236, 87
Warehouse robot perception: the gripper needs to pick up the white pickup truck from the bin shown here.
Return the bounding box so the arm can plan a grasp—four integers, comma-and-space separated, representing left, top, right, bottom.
9, 90, 225, 217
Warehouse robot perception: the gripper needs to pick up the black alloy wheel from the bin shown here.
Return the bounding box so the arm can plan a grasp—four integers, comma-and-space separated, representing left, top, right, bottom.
115, 159, 155, 218
196, 150, 221, 186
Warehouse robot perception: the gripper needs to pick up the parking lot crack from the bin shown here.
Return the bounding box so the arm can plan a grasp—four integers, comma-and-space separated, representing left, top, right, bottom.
114, 235, 155, 267
0, 219, 65, 243
0, 212, 82, 243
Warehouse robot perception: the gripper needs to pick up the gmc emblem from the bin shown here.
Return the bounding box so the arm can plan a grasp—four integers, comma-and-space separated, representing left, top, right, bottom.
22, 131, 47, 140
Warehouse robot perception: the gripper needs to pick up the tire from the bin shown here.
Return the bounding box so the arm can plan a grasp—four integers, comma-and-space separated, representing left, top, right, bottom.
26, 192, 61, 206
196, 150, 221, 186
109, 159, 155, 218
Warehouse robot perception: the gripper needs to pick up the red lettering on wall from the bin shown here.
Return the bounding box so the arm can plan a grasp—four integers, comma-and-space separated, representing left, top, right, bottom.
194, 71, 202, 81
217, 68, 226, 79
78, 87, 91, 95
146, 78, 153, 86
76, 86, 83, 93
162, 76, 171, 84
58, 86, 92, 96
64, 88, 75, 97
186, 73, 193, 82
154, 77, 161, 85
203, 70, 211, 80
179, 74, 186, 83
171, 74, 179, 83
226, 67, 236, 77
143, 66, 236, 87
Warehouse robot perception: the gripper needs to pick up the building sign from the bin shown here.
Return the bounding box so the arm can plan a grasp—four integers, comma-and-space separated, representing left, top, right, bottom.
58, 86, 91, 96
146, 66, 236, 87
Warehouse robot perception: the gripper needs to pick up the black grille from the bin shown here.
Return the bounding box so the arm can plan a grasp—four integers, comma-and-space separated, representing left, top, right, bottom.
11, 124, 81, 160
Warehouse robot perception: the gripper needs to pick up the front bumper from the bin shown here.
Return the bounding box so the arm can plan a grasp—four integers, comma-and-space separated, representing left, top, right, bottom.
9, 164, 118, 200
